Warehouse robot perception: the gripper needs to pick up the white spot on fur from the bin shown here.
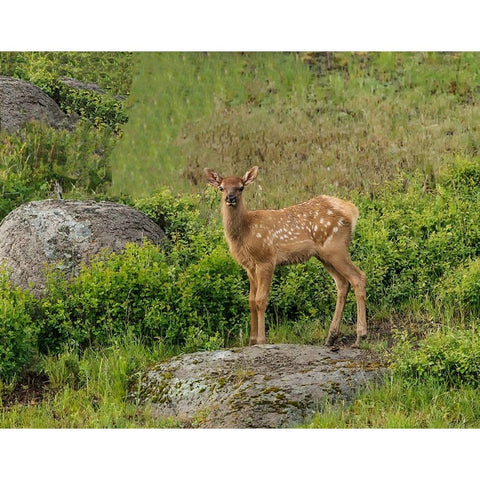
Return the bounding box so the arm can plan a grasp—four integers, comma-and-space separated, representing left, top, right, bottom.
256, 232, 262, 238
333, 226, 338, 233
320, 218, 324, 224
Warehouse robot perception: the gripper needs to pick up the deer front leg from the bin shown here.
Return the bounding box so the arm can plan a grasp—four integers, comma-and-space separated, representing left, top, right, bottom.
246, 269, 258, 346
253, 264, 274, 345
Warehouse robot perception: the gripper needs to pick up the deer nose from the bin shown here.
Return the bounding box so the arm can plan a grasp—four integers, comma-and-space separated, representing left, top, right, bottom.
225, 193, 237, 205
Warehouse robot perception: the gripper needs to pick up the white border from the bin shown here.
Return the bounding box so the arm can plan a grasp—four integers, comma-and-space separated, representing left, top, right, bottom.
2, 1, 479, 51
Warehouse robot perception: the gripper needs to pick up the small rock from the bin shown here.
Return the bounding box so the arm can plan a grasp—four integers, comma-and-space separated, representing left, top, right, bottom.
59, 76, 105, 95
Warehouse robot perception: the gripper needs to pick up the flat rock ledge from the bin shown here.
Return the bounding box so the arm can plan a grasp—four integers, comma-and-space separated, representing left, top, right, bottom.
135, 344, 386, 428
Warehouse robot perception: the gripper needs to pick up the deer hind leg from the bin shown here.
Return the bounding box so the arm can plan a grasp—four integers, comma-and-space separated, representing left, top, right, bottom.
322, 262, 350, 346
324, 253, 367, 348
246, 268, 259, 346
252, 264, 274, 345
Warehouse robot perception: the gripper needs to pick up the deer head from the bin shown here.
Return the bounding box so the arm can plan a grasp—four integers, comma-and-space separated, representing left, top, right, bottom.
204, 166, 258, 207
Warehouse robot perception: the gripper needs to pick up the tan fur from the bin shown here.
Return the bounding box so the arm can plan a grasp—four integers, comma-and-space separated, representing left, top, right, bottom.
205, 166, 367, 347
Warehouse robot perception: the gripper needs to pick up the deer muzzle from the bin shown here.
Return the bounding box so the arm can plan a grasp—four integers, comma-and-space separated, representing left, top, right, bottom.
225, 194, 237, 206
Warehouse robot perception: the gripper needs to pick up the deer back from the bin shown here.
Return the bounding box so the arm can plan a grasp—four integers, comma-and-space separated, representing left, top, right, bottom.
224, 195, 359, 268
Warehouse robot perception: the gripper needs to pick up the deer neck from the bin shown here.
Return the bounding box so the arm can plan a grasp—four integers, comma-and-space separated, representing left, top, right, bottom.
221, 198, 249, 242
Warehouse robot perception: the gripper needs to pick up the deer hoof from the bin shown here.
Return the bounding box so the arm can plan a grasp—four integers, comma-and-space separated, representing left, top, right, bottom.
324, 334, 337, 347
352, 334, 367, 348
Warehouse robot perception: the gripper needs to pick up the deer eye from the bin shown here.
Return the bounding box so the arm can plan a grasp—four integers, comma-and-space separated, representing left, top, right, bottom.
239, 186, 244, 191
219, 186, 224, 191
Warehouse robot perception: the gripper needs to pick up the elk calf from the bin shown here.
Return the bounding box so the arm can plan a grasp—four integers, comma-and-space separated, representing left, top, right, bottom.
204, 166, 367, 347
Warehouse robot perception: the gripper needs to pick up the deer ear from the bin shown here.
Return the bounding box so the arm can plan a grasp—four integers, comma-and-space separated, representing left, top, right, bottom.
204, 168, 223, 188
243, 166, 259, 186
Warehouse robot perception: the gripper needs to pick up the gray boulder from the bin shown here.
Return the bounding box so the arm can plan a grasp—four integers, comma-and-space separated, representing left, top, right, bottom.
0, 200, 164, 296
135, 343, 385, 428
0, 76, 78, 133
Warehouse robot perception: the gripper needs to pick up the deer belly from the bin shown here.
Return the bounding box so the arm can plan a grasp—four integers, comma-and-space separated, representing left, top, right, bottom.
275, 240, 317, 266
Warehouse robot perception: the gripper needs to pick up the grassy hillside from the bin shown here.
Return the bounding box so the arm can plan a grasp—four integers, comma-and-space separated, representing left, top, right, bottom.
110, 52, 313, 196
113, 52, 480, 207
1, 52, 480, 428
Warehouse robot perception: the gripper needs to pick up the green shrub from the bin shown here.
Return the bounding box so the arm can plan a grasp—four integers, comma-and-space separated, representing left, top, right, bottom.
392, 329, 480, 388
38, 242, 173, 352
47, 80, 128, 132
37, 240, 250, 353
0, 269, 38, 381
268, 261, 338, 325
436, 258, 480, 316
440, 157, 480, 194
177, 245, 249, 343
135, 188, 202, 239
349, 158, 480, 313
135, 188, 224, 266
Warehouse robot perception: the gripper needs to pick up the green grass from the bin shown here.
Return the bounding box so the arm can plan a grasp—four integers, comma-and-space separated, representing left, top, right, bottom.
110, 52, 312, 196
0, 335, 181, 428
305, 378, 480, 428
112, 52, 480, 210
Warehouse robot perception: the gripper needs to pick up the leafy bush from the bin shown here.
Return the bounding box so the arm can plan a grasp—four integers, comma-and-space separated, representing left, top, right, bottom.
392, 329, 480, 388
49, 81, 128, 132
135, 188, 203, 240
135, 188, 224, 266
350, 158, 480, 313
38, 242, 173, 352
440, 157, 480, 194
436, 258, 480, 316
177, 245, 248, 343
0, 52, 133, 97
0, 269, 38, 381
37, 238, 249, 353
268, 261, 339, 324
